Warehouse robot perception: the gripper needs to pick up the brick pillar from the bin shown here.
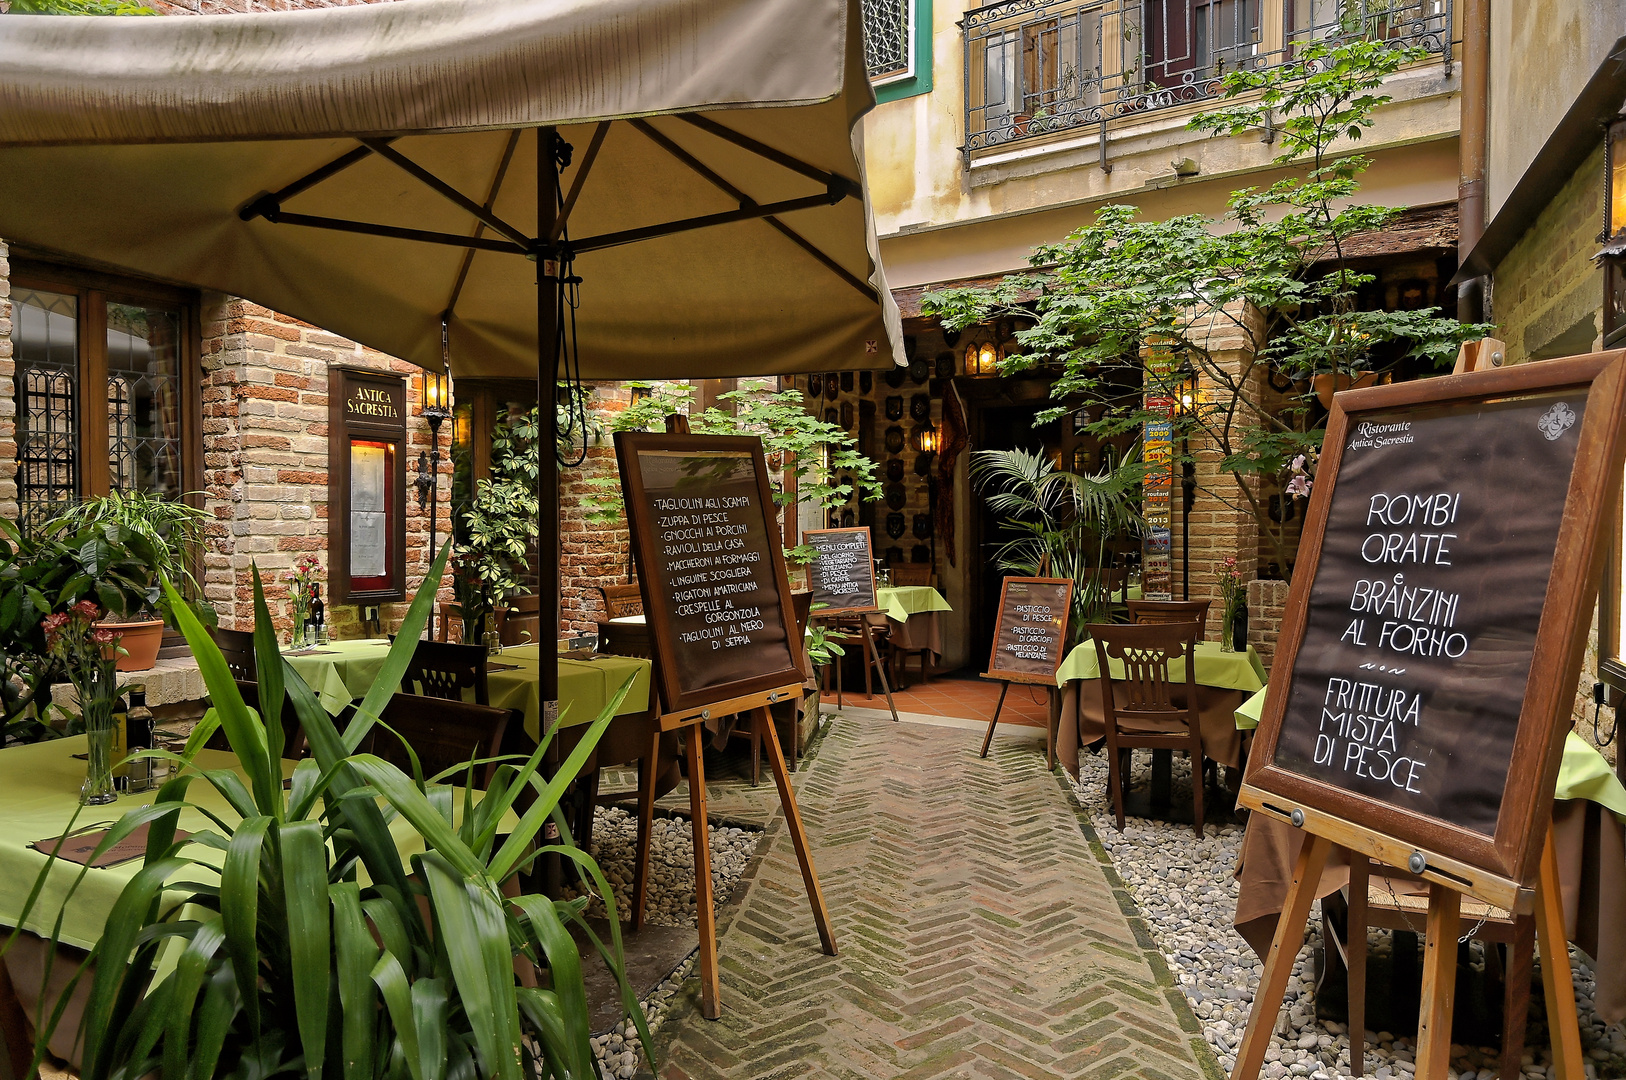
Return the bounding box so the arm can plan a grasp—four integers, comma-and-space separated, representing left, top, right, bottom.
0, 239, 15, 524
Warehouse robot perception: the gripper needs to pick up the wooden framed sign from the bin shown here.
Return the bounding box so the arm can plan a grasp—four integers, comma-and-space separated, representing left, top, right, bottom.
328, 366, 407, 604
1240, 353, 1626, 907
614, 432, 804, 716
805, 527, 878, 615
985, 577, 1074, 684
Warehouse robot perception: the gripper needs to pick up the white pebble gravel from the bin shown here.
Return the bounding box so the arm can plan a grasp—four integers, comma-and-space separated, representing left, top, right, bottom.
1066, 750, 1626, 1080
561, 805, 760, 1079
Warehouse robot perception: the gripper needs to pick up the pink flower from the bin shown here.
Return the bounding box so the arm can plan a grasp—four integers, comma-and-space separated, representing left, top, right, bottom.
1286, 475, 1312, 498
72, 600, 102, 622
91, 628, 119, 646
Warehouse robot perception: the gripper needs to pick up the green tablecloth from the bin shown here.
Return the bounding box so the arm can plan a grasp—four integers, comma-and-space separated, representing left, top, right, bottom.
873, 585, 951, 624
1056, 639, 1267, 691
282, 640, 651, 741
0, 739, 477, 950
1232, 686, 1626, 820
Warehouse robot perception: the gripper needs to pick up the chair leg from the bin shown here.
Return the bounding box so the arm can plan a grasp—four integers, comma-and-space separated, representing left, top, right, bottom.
632, 732, 657, 931
1499, 916, 1536, 1080
1108, 743, 1127, 832
1347, 854, 1369, 1077
863, 638, 874, 696
750, 719, 761, 788
919, 649, 931, 684
1189, 740, 1205, 839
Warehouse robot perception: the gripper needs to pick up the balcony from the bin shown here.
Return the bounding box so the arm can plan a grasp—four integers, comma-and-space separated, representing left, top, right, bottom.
961, 0, 1454, 166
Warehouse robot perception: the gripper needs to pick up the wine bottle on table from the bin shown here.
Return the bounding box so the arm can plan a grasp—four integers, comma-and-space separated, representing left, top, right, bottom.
127, 685, 153, 789
110, 690, 130, 791
311, 583, 327, 645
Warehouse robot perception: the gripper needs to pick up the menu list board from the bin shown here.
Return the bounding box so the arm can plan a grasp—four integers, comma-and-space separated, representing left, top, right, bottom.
614, 432, 804, 715
986, 577, 1074, 683
805, 527, 878, 615
1246, 353, 1626, 889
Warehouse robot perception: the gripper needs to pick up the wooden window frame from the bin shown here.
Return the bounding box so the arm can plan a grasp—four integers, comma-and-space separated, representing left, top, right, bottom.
10, 258, 205, 512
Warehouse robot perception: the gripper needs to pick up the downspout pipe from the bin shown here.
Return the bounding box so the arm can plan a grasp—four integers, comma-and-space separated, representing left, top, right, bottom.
1458, 0, 1490, 323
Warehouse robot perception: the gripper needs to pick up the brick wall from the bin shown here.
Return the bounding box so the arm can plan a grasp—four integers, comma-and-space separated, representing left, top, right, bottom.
147, 0, 396, 12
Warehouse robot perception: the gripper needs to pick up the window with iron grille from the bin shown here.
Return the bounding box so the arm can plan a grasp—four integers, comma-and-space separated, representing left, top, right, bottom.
10, 268, 199, 534
962, 0, 1452, 161
863, 0, 913, 83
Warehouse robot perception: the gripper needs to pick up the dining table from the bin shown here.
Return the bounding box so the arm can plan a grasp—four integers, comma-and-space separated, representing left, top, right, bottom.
282, 639, 652, 740
867, 584, 951, 666
1054, 637, 1268, 778
1229, 710, 1626, 1029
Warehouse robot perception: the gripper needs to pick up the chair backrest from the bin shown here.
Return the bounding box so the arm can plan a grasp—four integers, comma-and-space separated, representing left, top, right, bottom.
596, 620, 653, 660
437, 600, 464, 643
404, 640, 489, 706
1086, 620, 1202, 727
597, 583, 645, 620
889, 564, 933, 587
207, 678, 307, 759
209, 626, 257, 681
498, 593, 542, 646
1084, 567, 1129, 604
371, 692, 511, 788
1126, 599, 1212, 628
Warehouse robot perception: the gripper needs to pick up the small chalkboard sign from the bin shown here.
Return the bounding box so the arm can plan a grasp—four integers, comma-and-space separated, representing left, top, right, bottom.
985, 577, 1074, 684
1242, 353, 1626, 902
805, 527, 878, 615
614, 432, 804, 715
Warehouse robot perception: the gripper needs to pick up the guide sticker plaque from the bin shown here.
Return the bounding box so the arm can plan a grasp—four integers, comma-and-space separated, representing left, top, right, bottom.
805, 527, 878, 616
986, 577, 1073, 683
615, 432, 804, 715
1243, 353, 1626, 894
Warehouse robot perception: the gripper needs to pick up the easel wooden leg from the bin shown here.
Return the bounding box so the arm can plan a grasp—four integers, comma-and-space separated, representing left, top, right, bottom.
1534, 826, 1583, 1080
1347, 854, 1371, 1078
1234, 834, 1332, 1080
631, 725, 658, 931
1498, 917, 1535, 1080
860, 620, 900, 722
684, 731, 721, 1019
1415, 883, 1461, 1080
979, 680, 1010, 759
754, 705, 838, 956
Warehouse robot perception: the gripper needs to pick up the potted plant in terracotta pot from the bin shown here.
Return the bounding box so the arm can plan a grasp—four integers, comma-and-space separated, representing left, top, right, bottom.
40, 491, 215, 671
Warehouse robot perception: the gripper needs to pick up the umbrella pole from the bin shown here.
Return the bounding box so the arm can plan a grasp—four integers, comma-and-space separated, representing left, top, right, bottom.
538, 126, 561, 713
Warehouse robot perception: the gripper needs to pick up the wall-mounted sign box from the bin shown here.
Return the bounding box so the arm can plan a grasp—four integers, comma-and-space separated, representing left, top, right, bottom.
329, 366, 407, 604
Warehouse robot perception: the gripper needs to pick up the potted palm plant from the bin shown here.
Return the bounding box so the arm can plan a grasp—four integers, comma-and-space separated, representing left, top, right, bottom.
15, 544, 655, 1080
40, 490, 215, 670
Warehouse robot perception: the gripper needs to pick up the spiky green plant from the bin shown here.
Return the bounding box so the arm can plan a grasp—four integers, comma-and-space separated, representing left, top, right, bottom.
7, 542, 653, 1080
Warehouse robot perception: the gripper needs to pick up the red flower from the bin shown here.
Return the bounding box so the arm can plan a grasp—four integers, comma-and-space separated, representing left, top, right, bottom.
41, 612, 69, 634
72, 600, 102, 622
91, 628, 119, 646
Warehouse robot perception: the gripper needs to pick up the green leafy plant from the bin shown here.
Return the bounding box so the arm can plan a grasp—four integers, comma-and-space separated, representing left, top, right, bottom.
926, 37, 1491, 582
2, 0, 155, 12
42, 490, 215, 622
972, 448, 1144, 644
9, 543, 654, 1080
586, 382, 880, 564
456, 408, 542, 637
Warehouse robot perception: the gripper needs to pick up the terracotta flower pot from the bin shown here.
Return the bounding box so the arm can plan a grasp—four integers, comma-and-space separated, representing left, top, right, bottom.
101, 618, 166, 672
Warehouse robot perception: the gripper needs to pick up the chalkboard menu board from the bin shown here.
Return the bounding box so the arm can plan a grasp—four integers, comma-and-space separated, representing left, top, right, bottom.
614, 432, 805, 714
805, 527, 878, 615
986, 577, 1074, 683
1245, 354, 1626, 890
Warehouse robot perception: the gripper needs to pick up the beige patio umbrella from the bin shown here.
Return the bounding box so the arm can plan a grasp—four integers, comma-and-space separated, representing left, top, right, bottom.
0, 0, 902, 703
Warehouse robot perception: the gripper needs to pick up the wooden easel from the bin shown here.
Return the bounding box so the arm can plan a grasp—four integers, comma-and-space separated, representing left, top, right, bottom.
978, 673, 1060, 769
814, 609, 901, 722
1232, 799, 1583, 1080
630, 682, 837, 1020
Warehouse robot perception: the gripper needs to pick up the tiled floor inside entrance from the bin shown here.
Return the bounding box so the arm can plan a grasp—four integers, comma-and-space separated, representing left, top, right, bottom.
820, 669, 1054, 727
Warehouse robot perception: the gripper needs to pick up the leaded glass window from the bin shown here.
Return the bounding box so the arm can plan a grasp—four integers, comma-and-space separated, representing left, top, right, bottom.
106, 302, 183, 498
862, 0, 911, 82
14, 288, 79, 534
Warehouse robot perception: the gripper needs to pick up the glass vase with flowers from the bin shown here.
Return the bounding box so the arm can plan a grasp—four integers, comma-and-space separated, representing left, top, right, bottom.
1218, 556, 1244, 652
284, 554, 323, 646
43, 602, 124, 804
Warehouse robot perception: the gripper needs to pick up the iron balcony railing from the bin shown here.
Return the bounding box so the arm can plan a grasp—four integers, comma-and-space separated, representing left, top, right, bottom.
962, 0, 1453, 166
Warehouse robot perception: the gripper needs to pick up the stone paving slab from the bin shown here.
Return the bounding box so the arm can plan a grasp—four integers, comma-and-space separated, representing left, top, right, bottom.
651, 712, 1223, 1080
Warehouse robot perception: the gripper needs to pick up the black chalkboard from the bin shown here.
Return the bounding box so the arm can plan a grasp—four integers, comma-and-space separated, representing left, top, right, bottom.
614, 432, 804, 715
986, 577, 1074, 683
805, 527, 877, 615
1244, 353, 1626, 891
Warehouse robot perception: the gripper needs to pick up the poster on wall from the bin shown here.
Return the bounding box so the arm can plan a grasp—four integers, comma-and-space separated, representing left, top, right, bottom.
350, 443, 388, 579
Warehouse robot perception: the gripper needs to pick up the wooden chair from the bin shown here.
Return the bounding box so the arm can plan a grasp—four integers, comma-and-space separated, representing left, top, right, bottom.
368, 692, 511, 788
403, 640, 490, 706
1087, 620, 1208, 839
888, 564, 933, 587
1083, 567, 1130, 611
206, 678, 310, 760
596, 583, 645, 620
1126, 598, 1212, 629
1343, 855, 1532, 1080
208, 626, 257, 681
498, 593, 541, 647
436, 600, 463, 643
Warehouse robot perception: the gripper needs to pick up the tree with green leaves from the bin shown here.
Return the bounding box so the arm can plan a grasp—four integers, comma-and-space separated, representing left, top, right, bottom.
925, 36, 1490, 583
454, 407, 541, 638
2, 0, 154, 13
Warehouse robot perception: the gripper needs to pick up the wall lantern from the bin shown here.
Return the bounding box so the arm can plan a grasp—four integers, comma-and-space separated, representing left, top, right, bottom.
413, 322, 453, 637
913, 421, 939, 454
1602, 115, 1626, 347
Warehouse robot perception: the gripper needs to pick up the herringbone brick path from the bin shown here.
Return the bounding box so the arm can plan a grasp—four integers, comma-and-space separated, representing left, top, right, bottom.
655, 713, 1220, 1080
